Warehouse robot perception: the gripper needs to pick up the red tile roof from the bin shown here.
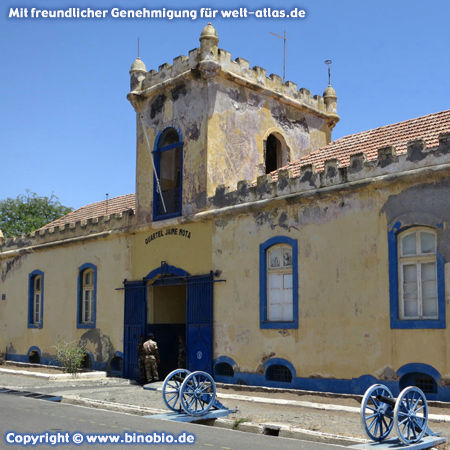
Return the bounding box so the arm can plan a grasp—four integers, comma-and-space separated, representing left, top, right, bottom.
37, 110, 450, 231
275, 109, 450, 179
38, 194, 135, 230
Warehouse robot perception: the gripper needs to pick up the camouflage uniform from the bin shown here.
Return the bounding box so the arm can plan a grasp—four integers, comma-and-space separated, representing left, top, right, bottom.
137, 335, 146, 383
143, 335, 160, 382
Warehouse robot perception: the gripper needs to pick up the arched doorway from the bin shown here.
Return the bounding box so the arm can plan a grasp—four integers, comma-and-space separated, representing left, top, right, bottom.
123, 263, 214, 381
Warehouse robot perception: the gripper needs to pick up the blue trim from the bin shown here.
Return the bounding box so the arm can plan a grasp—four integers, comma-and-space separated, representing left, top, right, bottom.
211, 367, 450, 401
145, 264, 190, 281
6, 353, 59, 366
28, 270, 44, 328
263, 357, 297, 379
214, 357, 237, 383
77, 263, 97, 329
114, 351, 124, 359
214, 356, 237, 368
388, 224, 446, 329
153, 126, 184, 221
259, 236, 299, 329
397, 363, 441, 381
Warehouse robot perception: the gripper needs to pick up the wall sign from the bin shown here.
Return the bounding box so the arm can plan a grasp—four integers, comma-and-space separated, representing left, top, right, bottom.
145, 228, 192, 244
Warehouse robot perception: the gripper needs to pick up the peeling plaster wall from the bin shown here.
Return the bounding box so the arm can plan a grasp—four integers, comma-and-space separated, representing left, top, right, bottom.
211, 172, 450, 382
207, 79, 330, 197
0, 235, 131, 367
135, 77, 208, 224
134, 69, 332, 223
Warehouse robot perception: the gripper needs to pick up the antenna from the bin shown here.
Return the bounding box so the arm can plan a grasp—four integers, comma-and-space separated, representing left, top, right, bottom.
325, 60, 332, 86
105, 193, 109, 215
269, 30, 286, 83
137, 38, 140, 58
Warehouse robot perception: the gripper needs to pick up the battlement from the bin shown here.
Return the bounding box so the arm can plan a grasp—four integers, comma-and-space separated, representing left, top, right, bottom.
131, 24, 336, 121
205, 132, 450, 210
140, 48, 201, 91
0, 209, 135, 254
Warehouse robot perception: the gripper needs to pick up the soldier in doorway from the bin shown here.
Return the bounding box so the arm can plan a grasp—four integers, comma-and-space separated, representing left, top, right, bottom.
143, 333, 160, 382
137, 334, 146, 384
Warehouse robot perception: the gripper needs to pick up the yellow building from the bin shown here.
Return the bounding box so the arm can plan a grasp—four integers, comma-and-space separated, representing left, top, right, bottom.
1, 24, 450, 400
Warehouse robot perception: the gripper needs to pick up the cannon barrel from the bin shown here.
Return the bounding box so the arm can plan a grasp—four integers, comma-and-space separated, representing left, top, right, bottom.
376, 394, 396, 408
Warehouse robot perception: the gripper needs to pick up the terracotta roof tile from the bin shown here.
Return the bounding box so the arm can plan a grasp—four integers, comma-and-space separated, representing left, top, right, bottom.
36, 110, 450, 230
39, 194, 135, 230
272, 109, 450, 180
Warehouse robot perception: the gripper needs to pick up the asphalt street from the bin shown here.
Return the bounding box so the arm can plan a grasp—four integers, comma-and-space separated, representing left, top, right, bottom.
0, 395, 345, 450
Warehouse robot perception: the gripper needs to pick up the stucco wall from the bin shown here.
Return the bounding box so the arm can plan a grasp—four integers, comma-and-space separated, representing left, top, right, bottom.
211, 172, 450, 384
0, 235, 131, 368
131, 222, 212, 281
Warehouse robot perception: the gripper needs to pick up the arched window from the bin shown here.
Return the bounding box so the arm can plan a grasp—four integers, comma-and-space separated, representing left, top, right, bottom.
266, 364, 293, 383
77, 264, 97, 328
264, 133, 289, 174
82, 352, 92, 369
260, 237, 298, 329
214, 362, 234, 377
398, 228, 437, 320
389, 222, 445, 329
29, 350, 40, 364
82, 269, 94, 324
28, 270, 44, 328
153, 127, 183, 219
400, 372, 437, 394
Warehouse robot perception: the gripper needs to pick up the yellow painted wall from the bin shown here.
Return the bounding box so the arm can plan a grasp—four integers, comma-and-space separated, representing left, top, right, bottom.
0, 234, 131, 366
131, 222, 212, 280
206, 80, 330, 197
211, 180, 450, 382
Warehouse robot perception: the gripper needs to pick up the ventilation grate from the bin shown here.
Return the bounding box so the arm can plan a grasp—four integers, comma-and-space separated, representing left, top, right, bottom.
0, 388, 62, 402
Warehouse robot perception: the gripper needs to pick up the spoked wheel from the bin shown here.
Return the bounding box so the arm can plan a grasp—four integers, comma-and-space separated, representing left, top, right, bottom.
394, 386, 428, 444
360, 384, 394, 442
162, 369, 191, 412
180, 371, 216, 416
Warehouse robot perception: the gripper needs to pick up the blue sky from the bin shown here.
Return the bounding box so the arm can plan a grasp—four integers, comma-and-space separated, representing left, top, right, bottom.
1, 0, 449, 210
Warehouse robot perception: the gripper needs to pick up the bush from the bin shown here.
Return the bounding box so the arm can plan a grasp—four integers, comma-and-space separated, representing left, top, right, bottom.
54, 340, 86, 374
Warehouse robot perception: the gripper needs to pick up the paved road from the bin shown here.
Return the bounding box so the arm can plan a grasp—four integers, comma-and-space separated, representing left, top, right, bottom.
0, 395, 344, 450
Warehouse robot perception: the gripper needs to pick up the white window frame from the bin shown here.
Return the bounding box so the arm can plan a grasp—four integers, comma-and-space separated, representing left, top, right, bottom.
33, 275, 42, 324
82, 269, 94, 324
267, 244, 293, 322
398, 228, 438, 320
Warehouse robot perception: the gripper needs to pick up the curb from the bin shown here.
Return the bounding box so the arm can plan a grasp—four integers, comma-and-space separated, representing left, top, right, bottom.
0, 367, 108, 380
62, 395, 167, 416
61, 395, 366, 446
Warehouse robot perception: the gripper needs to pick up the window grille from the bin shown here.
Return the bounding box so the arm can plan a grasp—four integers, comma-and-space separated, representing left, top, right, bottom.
215, 362, 234, 377
266, 364, 292, 383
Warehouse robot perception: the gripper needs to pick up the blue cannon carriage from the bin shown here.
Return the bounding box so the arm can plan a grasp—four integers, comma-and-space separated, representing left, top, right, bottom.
360, 384, 443, 445
161, 369, 235, 420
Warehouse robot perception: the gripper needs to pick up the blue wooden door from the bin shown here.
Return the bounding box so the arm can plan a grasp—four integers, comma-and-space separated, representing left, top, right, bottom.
123, 281, 147, 381
187, 275, 213, 375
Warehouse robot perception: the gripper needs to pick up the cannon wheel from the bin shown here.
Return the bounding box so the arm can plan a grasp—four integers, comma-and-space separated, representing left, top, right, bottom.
162, 369, 191, 412
394, 386, 428, 445
360, 384, 394, 442
180, 371, 216, 416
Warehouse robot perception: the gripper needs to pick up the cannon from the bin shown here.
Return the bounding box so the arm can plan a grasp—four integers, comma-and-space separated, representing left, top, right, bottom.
161, 369, 234, 419
360, 384, 441, 445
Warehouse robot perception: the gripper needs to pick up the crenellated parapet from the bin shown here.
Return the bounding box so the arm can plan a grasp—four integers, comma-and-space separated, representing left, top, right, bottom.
128, 24, 339, 126
0, 209, 135, 256
204, 132, 450, 210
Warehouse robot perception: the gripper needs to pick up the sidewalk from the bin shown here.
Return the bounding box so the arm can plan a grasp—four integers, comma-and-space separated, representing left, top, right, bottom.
1, 367, 450, 447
